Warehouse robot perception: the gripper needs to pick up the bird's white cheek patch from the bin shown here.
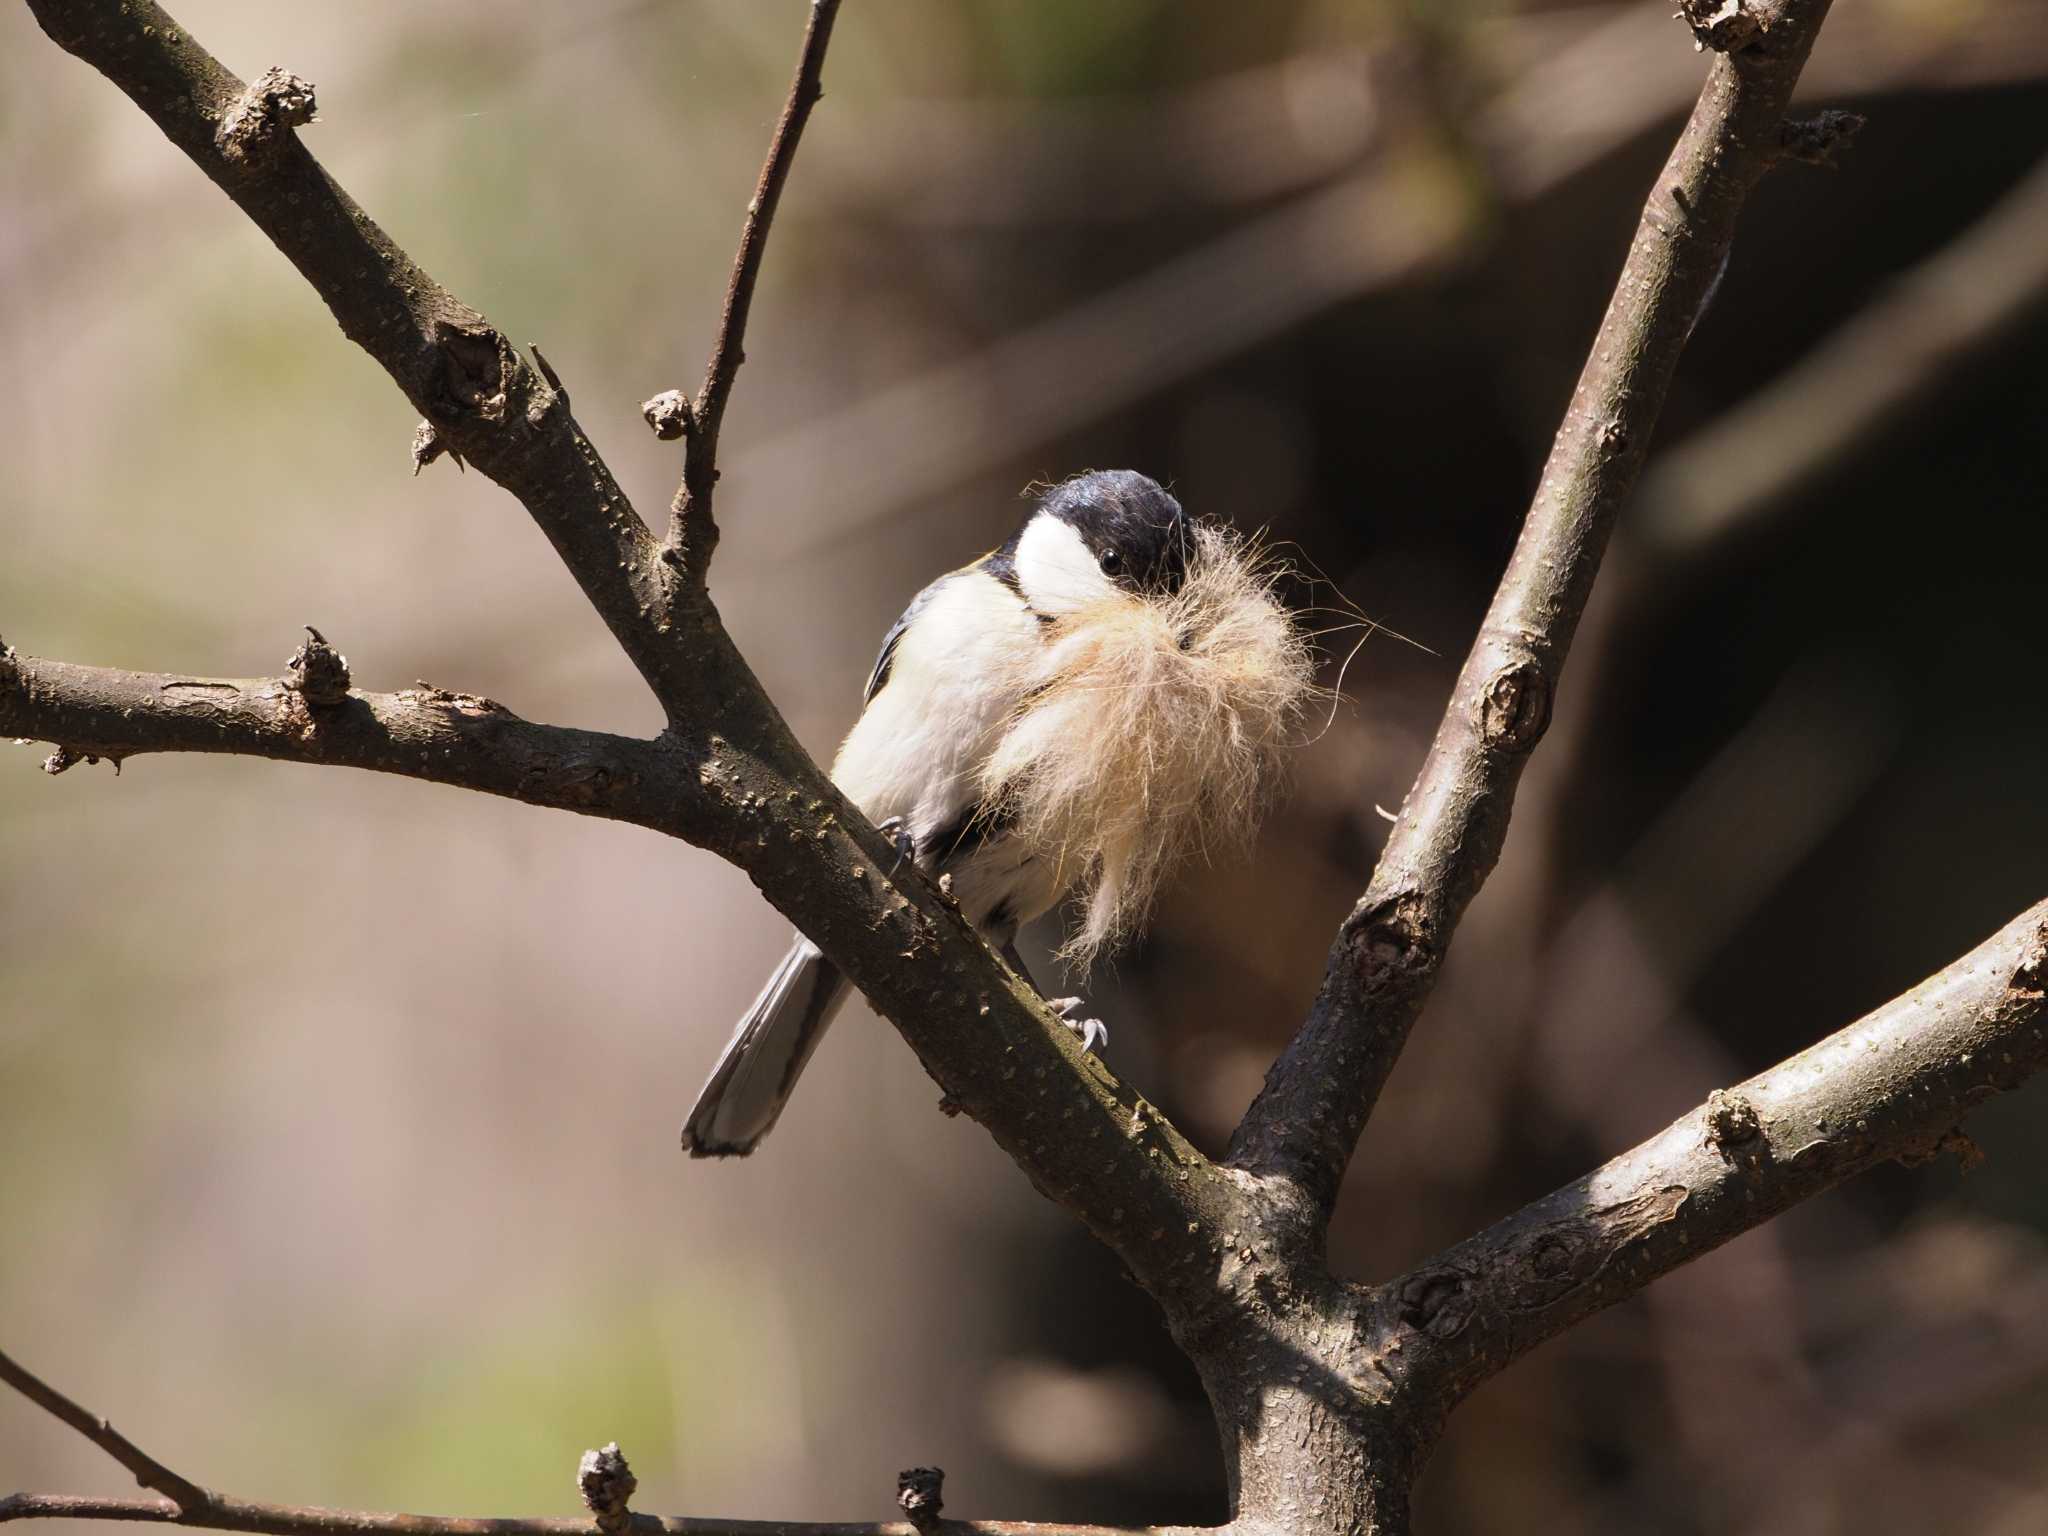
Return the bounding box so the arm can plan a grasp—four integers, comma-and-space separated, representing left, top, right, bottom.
1014, 516, 1114, 615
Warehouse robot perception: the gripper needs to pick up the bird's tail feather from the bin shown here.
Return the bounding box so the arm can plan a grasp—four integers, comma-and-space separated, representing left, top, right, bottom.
682, 935, 849, 1157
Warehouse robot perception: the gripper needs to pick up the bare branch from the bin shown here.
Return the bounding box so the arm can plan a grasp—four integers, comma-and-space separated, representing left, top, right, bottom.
668, 0, 844, 580
1381, 898, 2048, 1410
0, 1494, 1201, 1536
14, 0, 1248, 1314
3, 1496, 1217, 1536
0, 1352, 205, 1512
0, 1348, 1205, 1536
1, 627, 1242, 1307
1229, 0, 1840, 1220
0, 641, 709, 841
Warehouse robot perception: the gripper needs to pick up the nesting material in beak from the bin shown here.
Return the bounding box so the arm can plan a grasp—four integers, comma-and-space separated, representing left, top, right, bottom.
980, 522, 1317, 973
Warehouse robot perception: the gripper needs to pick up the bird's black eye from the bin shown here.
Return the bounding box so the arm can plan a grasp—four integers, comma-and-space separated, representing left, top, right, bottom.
1098, 546, 1123, 577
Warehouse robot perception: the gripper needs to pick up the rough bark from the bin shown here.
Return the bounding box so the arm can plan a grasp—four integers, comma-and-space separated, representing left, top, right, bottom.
0, 645, 711, 836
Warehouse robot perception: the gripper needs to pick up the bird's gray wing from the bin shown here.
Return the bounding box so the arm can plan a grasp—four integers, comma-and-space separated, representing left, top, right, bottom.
861, 569, 957, 705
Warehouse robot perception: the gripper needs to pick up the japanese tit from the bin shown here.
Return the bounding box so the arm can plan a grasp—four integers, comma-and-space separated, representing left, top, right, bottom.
683, 469, 1309, 1157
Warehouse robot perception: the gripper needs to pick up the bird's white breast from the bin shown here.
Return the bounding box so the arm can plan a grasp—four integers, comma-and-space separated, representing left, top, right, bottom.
829, 569, 1044, 859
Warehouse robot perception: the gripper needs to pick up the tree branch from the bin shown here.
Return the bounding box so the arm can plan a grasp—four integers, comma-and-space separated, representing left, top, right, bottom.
16, 0, 1248, 1317
0, 616, 1244, 1309
669, 0, 843, 580
1229, 0, 1840, 1222
0, 1349, 1202, 1536
0, 1353, 205, 1513
0, 1497, 1201, 1536
1380, 898, 2048, 1411
0, 640, 708, 842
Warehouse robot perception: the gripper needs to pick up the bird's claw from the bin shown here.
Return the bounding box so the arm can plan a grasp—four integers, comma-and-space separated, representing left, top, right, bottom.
1048, 998, 1108, 1054
878, 816, 917, 875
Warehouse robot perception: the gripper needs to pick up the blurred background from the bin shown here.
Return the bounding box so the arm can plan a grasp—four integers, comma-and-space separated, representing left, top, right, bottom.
4, 2, 2047, 1532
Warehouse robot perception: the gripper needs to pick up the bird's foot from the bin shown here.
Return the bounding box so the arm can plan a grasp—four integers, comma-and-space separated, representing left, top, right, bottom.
877, 816, 918, 875
1048, 996, 1108, 1055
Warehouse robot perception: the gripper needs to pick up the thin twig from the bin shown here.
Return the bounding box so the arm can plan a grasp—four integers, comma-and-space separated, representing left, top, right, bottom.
0, 1352, 206, 1512
0, 1350, 1205, 1536
1228, 0, 1840, 1223
669, 0, 844, 579
0, 1491, 1204, 1536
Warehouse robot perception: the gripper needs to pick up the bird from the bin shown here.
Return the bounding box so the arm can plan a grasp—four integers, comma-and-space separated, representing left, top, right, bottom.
682, 469, 1310, 1157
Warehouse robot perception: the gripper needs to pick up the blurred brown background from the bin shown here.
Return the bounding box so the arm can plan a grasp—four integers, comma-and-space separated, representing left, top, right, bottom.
5, 2, 2047, 1532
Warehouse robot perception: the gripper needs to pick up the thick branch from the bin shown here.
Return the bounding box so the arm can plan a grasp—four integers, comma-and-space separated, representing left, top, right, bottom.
1380, 899, 2048, 1411
0, 623, 1242, 1310
0, 643, 708, 841
669, 0, 842, 580
1230, 0, 1838, 1220
14, 0, 1245, 1315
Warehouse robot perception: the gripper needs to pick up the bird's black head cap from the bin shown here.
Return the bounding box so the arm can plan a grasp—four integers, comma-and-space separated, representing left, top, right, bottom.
1038, 470, 1190, 596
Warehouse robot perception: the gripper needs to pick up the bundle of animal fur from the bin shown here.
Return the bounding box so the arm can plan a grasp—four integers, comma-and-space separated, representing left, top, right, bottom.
979, 522, 1316, 972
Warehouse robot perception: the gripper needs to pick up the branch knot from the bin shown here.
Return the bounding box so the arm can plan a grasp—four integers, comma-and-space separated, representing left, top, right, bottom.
41, 746, 105, 776
217, 68, 317, 162
641, 390, 695, 442
2012, 924, 2047, 996
429, 322, 511, 427
1674, 0, 1764, 54
1478, 659, 1552, 752
575, 1443, 635, 1536
895, 1467, 944, 1532
286, 627, 350, 708
1347, 892, 1434, 1001
1396, 1267, 1476, 1341
1704, 1087, 1762, 1156
410, 421, 463, 476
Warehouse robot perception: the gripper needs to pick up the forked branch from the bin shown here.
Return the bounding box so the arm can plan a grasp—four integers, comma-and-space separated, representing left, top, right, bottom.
0, 1352, 205, 1513
12, 0, 1240, 1320
0, 1350, 1200, 1536
669, 0, 844, 579
1230, 0, 1841, 1223
15, 1, 2046, 1532
1377, 899, 2048, 1410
